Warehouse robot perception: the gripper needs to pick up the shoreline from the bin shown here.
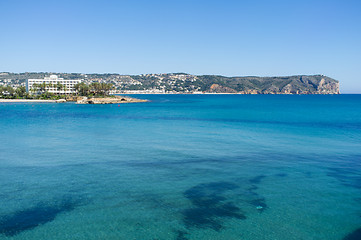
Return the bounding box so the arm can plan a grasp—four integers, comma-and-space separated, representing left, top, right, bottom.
0, 99, 58, 103
117, 92, 342, 95
0, 96, 149, 104
0, 93, 346, 104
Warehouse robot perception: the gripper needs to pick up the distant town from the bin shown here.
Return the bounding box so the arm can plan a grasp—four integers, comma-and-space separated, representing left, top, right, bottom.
0, 72, 340, 95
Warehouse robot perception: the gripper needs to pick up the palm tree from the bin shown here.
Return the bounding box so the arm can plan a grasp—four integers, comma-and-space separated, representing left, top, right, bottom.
39, 82, 47, 93
74, 82, 89, 96
102, 83, 114, 95
56, 82, 63, 94
31, 83, 39, 94
90, 82, 100, 95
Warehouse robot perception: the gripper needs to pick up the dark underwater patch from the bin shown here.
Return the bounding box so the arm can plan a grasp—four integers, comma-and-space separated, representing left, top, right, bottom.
182, 182, 246, 231
275, 173, 288, 177
0, 197, 82, 237
327, 167, 361, 190
247, 185, 258, 191
249, 175, 266, 184
342, 227, 361, 240
184, 182, 239, 202
178, 176, 269, 238
326, 155, 361, 190
183, 202, 246, 231
175, 230, 189, 240
246, 178, 268, 212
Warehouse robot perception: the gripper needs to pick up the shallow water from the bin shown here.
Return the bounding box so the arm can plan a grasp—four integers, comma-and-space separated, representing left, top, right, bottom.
0, 94, 360, 239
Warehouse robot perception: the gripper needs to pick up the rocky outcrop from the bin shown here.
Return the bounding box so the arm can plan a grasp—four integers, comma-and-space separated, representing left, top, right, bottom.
316, 78, 340, 94
208, 84, 238, 93
76, 96, 148, 104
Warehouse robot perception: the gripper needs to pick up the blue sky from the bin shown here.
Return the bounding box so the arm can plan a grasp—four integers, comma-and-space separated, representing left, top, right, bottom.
0, 0, 360, 93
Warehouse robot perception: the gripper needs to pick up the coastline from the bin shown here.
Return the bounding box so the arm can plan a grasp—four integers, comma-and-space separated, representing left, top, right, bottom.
0, 99, 58, 103
116, 92, 341, 95
0, 96, 149, 104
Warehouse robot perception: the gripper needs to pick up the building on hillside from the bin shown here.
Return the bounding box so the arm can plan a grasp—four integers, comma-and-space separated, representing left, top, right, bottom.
26, 75, 82, 95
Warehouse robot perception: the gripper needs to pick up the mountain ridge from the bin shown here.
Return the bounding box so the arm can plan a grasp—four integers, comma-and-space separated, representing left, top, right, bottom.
0, 72, 340, 94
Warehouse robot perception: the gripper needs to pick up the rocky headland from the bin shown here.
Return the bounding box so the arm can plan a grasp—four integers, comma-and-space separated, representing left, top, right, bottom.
203, 75, 340, 94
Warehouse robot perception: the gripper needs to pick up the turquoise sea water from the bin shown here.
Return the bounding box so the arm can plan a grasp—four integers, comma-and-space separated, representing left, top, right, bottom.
0, 94, 360, 240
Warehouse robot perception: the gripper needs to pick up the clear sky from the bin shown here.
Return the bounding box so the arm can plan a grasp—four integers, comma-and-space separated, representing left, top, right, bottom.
0, 0, 360, 93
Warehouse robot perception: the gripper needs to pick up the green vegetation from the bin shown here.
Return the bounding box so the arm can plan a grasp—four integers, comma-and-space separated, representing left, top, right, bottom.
0, 82, 114, 100
0, 86, 29, 99
74, 82, 113, 97
0, 85, 68, 100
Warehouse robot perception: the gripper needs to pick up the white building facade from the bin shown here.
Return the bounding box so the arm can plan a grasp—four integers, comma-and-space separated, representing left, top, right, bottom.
26, 75, 82, 95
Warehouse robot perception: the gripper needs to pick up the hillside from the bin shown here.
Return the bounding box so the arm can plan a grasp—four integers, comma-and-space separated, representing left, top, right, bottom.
0, 72, 340, 94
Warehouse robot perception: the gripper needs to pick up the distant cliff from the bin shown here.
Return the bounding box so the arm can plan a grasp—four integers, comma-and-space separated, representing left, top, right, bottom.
197, 75, 340, 94
0, 72, 340, 94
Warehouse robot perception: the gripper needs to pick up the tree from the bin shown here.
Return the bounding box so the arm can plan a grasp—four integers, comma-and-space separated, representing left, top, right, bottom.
30, 83, 39, 94
56, 82, 63, 92
0, 86, 5, 97
39, 82, 47, 93
101, 83, 113, 95
15, 86, 27, 98
90, 82, 100, 95
88, 82, 114, 96
0, 86, 15, 98
74, 82, 89, 96
5, 86, 15, 96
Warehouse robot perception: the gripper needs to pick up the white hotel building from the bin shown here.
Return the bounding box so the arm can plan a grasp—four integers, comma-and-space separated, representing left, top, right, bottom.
26, 75, 82, 95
